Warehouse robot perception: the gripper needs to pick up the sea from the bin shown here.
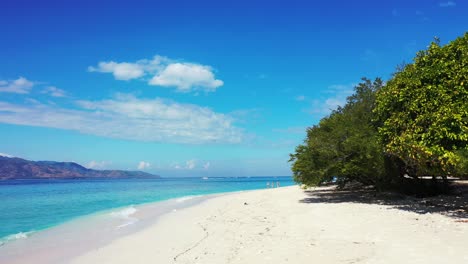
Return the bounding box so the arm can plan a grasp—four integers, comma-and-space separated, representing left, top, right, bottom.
0, 176, 294, 246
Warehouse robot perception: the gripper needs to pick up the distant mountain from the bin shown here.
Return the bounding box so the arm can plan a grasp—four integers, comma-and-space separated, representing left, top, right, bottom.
0, 155, 160, 180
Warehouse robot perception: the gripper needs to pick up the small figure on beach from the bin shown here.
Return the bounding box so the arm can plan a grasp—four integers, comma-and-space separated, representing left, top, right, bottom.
266, 182, 270, 188
277, 181, 280, 187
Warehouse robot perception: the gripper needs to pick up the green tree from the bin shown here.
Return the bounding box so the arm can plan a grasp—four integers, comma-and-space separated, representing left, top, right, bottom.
290, 78, 386, 187
374, 33, 468, 178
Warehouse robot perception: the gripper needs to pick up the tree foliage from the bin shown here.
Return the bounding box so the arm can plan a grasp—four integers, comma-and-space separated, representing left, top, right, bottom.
374, 33, 468, 178
290, 78, 385, 187
291, 32, 468, 191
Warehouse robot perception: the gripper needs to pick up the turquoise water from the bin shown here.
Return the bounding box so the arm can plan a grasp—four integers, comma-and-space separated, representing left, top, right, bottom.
0, 177, 294, 241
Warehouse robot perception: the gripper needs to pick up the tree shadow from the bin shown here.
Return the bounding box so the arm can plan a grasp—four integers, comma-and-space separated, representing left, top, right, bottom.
299, 181, 468, 219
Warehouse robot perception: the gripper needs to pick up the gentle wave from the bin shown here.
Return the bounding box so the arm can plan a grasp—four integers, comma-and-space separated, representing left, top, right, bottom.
0, 231, 35, 246
110, 206, 137, 218
110, 206, 139, 229
0, 177, 295, 240
175, 195, 203, 203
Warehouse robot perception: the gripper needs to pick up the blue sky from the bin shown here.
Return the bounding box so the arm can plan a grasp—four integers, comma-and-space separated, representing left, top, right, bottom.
0, 0, 466, 177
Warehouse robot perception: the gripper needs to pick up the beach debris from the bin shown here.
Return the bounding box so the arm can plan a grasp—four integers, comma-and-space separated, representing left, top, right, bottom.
244, 202, 248, 205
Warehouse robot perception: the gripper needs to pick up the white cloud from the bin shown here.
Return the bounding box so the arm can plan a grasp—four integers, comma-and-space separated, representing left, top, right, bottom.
203, 162, 210, 169
186, 159, 196, 170
149, 63, 223, 92
439, 1, 456, 7
0, 94, 243, 144
137, 161, 151, 170
306, 84, 354, 115
0, 77, 34, 94
172, 159, 200, 170
87, 160, 112, 169
42, 86, 67, 97
325, 98, 345, 109
0, 152, 14, 158
89, 55, 223, 92
88, 61, 145, 80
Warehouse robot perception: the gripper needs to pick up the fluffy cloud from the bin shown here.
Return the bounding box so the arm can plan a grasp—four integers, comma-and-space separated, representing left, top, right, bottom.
41, 86, 67, 97
0, 77, 34, 94
186, 159, 196, 170
149, 63, 223, 92
439, 1, 456, 7
0, 94, 243, 144
89, 55, 223, 92
88, 62, 145, 80
137, 161, 151, 170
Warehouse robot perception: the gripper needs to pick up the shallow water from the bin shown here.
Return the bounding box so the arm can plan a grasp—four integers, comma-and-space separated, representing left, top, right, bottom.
0, 176, 293, 243
0, 194, 217, 263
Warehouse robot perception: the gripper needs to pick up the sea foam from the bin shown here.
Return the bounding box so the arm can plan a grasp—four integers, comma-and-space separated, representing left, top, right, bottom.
110, 206, 139, 229
0, 231, 34, 246
175, 195, 202, 203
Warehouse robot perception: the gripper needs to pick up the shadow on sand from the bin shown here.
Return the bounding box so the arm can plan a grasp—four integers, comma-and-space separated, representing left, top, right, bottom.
299, 181, 468, 220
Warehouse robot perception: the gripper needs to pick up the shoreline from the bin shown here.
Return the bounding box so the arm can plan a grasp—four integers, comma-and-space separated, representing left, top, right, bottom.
3, 185, 468, 263
0, 192, 223, 264
0, 176, 293, 244
72, 185, 467, 264
0, 184, 289, 264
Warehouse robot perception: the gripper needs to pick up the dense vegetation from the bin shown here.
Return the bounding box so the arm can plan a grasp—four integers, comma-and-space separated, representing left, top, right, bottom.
290, 33, 468, 193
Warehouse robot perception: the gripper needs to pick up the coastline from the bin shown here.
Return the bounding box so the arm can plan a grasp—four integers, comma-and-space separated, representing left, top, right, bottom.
71, 185, 467, 264
0, 176, 293, 243
0, 193, 221, 264
3, 185, 468, 263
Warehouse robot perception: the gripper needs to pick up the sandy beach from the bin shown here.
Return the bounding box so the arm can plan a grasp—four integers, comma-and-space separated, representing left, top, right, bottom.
67, 186, 468, 264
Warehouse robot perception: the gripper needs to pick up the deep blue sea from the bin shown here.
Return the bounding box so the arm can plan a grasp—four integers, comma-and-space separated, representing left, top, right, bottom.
0, 176, 294, 243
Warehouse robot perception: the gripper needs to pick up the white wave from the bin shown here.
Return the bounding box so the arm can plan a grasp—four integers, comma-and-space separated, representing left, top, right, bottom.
110, 206, 139, 229
0, 231, 34, 246
175, 195, 202, 203
111, 206, 137, 218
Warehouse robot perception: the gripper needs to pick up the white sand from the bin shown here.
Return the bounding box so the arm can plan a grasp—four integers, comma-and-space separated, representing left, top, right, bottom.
70, 186, 468, 264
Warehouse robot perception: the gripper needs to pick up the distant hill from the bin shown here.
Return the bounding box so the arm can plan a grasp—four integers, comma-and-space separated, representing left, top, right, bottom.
0, 155, 160, 180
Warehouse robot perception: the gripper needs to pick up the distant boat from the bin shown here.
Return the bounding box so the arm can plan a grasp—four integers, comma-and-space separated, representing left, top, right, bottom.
202, 177, 209, 180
